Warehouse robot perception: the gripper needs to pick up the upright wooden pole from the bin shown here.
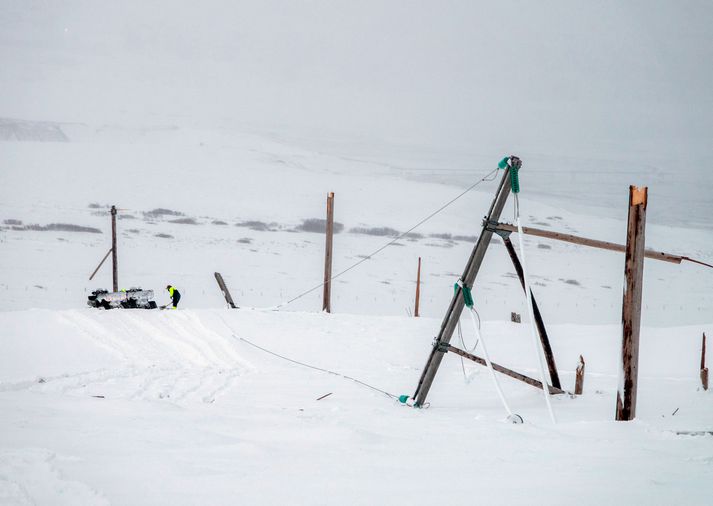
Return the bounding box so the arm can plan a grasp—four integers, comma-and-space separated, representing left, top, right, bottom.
111, 205, 118, 292
413, 162, 514, 407
501, 236, 561, 389
574, 355, 585, 395
414, 257, 422, 317
701, 332, 709, 391
616, 186, 647, 421
322, 192, 335, 313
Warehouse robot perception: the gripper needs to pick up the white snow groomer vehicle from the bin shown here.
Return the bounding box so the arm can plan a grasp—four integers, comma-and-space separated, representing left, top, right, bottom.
88, 288, 157, 310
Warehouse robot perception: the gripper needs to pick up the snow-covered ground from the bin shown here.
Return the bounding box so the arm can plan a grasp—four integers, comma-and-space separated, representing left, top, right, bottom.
1, 308, 712, 505
2, 1, 712, 504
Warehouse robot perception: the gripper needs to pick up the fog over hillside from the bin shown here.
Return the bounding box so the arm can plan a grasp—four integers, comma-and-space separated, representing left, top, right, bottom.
2, 1, 712, 227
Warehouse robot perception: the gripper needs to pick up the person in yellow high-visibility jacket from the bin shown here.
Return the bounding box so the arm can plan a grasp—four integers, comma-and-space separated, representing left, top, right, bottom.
166, 285, 181, 309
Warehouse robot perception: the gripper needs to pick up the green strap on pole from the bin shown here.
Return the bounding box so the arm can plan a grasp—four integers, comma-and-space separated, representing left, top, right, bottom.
497, 155, 520, 194
454, 282, 474, 309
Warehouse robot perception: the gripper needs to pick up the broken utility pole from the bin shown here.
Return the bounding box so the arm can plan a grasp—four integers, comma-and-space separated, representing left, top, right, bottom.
616, 186, 647, 421
323, 192, 335, 313
575, 355, 585, 395
111, 205, 118, 292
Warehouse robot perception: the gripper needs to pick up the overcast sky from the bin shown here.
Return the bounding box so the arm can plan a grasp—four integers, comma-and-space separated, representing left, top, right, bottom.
1, 1, 711, 161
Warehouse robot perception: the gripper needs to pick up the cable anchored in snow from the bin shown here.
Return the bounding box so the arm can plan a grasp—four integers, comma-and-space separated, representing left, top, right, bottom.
234, 334, 400, 401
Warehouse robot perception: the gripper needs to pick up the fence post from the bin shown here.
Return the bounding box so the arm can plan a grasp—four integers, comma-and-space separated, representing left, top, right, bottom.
414, 257, 421, 317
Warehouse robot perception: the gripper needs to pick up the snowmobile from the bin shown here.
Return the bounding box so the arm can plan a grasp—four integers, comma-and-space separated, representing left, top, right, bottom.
87, 288, 157, 310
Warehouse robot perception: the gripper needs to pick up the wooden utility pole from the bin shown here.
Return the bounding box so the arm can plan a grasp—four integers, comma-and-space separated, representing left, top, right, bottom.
701, 332, 709, 391
413, 161, 515, 407
616, 186, 647, 421
322, 192, 335, 313
500, 235, 561, 389
214, 272, 238, 309
111, 205, 118, 292
414, 257, 422, 317
575, 355, 585, 395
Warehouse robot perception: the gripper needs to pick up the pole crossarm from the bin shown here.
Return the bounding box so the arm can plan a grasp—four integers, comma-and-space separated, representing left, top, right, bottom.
487, 221, 683, 264
443, 344, 565, 394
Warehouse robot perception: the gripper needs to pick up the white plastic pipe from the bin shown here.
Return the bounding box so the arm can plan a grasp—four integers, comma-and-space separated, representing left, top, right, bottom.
467, 308, 516, 419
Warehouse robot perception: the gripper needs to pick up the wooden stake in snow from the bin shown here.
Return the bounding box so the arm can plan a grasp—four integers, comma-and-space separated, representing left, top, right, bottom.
111, 205, 118, 292
414, 257, 421, 317
616, 186, 647, 421
701, 332, 709, 391
575, 355, 585, 395
322, 192, 335, 313
214, 272, 237, 309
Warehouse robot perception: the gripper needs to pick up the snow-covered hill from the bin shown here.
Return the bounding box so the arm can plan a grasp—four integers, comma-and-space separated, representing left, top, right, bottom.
1, 308, 711, 505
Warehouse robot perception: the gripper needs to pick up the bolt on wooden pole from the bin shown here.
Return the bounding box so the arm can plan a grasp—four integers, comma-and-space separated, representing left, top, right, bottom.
414, 257, 422, 317
701, 332, 709, 391
111, 205, 118, 292
574, 355, 585, 395
322, 192, 335, 313
616, 186, 647, 421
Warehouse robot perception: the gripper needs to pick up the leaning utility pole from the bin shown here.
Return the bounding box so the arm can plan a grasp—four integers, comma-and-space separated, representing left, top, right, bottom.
322, 192, 335, 313
616, 186, 647, 421
111, 205, 118, 292
214, 272, 238, 309
412, 162, 515, 407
